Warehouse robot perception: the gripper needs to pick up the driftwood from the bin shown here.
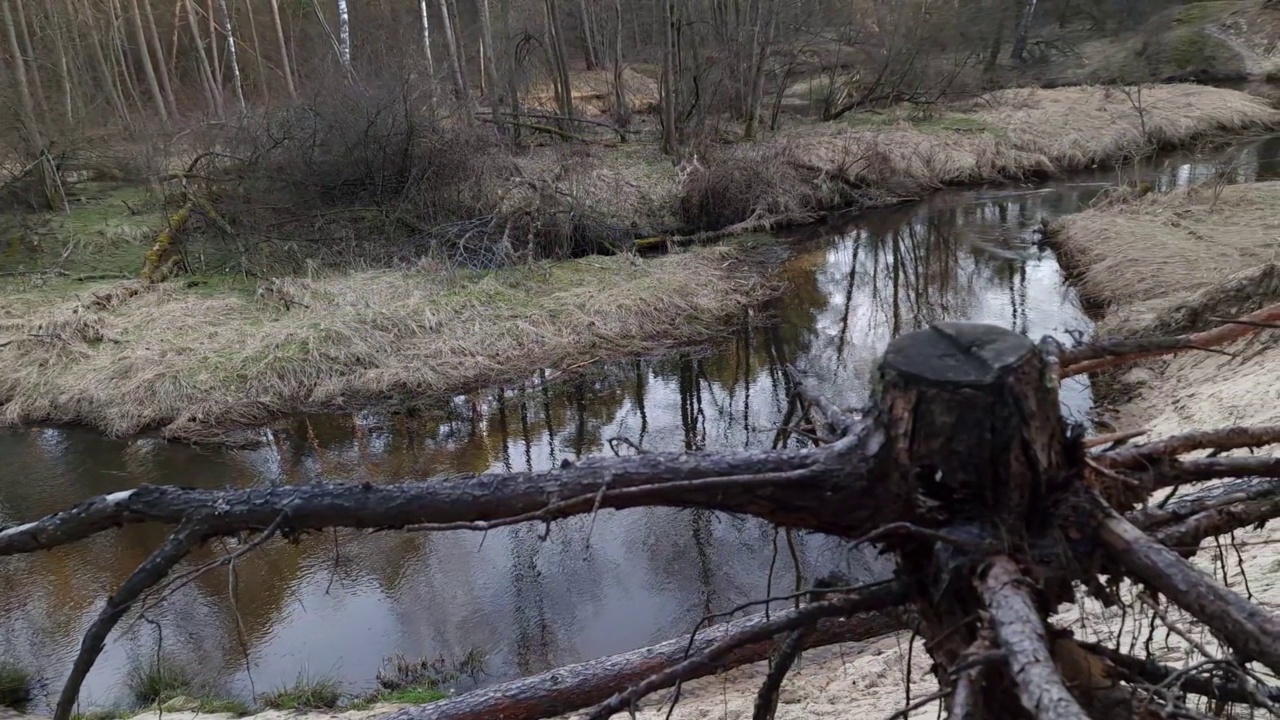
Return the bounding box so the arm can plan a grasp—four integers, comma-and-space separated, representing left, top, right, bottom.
1, 307, 1278, 720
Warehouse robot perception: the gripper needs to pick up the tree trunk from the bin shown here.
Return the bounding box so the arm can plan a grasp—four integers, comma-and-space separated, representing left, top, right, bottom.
268, 0, 297, 99
14, 0, 48, 117
127, 0, 170, 123
243, 0, 271, 105
1, 0, 64, 211
437, 0, 470, 101
498, 0, 521, 144
335, 0, 352, 74
476, 0, 502, 128
88, 17, 132, 125
610, 0, 627, 125
659, 0, 678, 155
873, 322, 1074, 717
143, 0, 180, 117
1010, 0, 1038, 63
50, 15, 75, 123
544, 0, 575, 122
185, 0, 224, 115
419, 0, 436, 74
742, 0, 776, 140
216, 0, 247, 109
575, 0, 599, 70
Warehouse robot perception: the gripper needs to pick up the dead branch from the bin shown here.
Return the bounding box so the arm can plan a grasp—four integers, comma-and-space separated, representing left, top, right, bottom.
1077, 641, 1280, 708
385, 608, 903, 720
53, 518, 208, 720
785, 365, 863, 440
753, 629, 806, 720
1101, 425, 1280, 471
1153, 494, 1280, 555
1128, 477, 1280, 531
582, 581, 909, 720
978, 557, 1091, 720
1091, 499, 1280, 674
1083, 429, 1149, 449
0, 439, 885, 556
1059, 301, 1280, 377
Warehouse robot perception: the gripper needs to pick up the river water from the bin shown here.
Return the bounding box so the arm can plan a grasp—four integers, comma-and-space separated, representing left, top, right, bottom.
3, 135, 1280, 710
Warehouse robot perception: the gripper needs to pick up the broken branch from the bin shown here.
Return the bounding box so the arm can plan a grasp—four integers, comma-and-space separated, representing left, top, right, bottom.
1092, 499, 1280, 674
1101, 424, 1280, 470
1059, 301, 1280, 377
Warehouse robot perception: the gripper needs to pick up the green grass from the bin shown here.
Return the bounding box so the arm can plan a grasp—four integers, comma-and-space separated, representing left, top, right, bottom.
125, 656, 196, 706
0, 662, 34, 709
260, 673, 343, 711
194, 698, 254, 716
379, 687, 448, 705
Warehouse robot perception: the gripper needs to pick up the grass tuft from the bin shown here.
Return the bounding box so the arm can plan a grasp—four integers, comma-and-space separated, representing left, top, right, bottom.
379, 687, 448, 705
125, 656, 196, 706
260, 673, 343, 711
0, 662, 34, 709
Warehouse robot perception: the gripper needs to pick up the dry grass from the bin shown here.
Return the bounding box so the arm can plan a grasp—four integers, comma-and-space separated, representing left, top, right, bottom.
0, 247, 773, 441
1051, 180, 1280, 334
684, 84, 1277, 231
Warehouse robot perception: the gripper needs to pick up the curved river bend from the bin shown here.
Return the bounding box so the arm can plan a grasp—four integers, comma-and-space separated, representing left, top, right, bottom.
3, 136, 1280, 709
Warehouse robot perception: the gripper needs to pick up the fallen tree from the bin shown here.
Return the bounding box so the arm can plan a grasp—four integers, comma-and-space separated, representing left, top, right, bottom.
2, 305, 1279, 720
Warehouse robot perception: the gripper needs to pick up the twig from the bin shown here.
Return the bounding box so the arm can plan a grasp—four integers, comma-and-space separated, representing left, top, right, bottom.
753, 629, 806, 720
1078, 641, 1280, 710
883, 688, 952, 720
1084, 428, 1149, 450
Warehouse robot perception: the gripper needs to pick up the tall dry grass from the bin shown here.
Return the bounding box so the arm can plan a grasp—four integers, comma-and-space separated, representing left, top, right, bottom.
1051, 179, 1280, 334
0, 247, 772, 442
683, 84, 1278, 230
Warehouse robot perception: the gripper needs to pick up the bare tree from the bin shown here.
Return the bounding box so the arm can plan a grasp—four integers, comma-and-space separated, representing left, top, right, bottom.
269, 0, 297, 99
575, 0, 599, 69
1010, 0, 1039, 62
420, 0, 437, 74
336, 0, 352, 73
1, 0, 64, 210
217, 0, 247, 110
438, 0, 471, 101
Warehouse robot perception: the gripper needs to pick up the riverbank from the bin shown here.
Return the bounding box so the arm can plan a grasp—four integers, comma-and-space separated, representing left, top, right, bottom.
1, 84, 1277, 443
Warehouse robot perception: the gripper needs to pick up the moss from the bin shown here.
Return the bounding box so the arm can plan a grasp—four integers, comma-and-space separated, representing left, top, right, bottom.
260, 674, 343, 711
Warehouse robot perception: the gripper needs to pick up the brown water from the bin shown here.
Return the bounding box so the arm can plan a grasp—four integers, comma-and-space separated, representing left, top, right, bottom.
4, 136, 1280, 710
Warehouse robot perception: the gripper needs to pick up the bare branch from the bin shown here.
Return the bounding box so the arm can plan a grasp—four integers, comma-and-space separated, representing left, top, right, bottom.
385, 607, 903, 720
1153, 495, 1280, 555
978, 556, 1091, 720
583, 580, 909, 719
1059, 301, 1280, 377
1101, 425, 1280, 470
1128, 477, 1280, 531
1092, 499, 1280, 674
0, 439, 886, 556
54, 518, 208, 720
785, 365, 864, 440
753, 629, 805, 720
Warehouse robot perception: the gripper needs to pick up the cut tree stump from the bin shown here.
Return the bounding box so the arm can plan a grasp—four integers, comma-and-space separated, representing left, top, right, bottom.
873, 322, 1082, 718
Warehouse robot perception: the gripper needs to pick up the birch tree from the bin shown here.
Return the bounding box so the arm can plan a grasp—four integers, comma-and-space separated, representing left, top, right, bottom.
336, 0, 352, 74
216, 0, 247, 110
419, 0, 436, 74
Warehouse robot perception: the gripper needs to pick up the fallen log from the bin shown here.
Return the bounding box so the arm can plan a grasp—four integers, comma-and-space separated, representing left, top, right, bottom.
385, 607, 904, 720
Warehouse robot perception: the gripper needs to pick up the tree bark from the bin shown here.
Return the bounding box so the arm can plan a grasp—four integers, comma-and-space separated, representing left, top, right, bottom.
385, 609, 902, 720
185, 0, 224, 115
1093, 502, 1280, 674
269, 0, 297, 99
1010, 0, 1038, 63
476, 0, 502, 130
742, 0, 777, 140
872, 322, 1075, 717
419, 0, 436, 74
335, 0, 351, 74
438, 0, 470, 101
659, 0, 677, 155
575, 0, 599, 69
216, 0, 247, 110
545, 0, 575, 121
610, 0, 627, 125
142, 0, 180, 117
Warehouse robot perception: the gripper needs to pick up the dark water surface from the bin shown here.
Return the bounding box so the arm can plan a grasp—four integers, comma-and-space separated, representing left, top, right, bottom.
4, 136, 1280, 710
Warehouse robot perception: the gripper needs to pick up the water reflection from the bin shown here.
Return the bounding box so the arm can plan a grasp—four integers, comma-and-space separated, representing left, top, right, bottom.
3, 136, 1278, 710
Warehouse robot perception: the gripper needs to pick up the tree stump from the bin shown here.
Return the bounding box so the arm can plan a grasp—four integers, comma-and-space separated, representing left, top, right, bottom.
872, 322, 1080, 718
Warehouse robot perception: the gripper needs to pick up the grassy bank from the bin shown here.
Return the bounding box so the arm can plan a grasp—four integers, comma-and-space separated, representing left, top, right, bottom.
1, 84, 1275, 442
0, 246, 774, 443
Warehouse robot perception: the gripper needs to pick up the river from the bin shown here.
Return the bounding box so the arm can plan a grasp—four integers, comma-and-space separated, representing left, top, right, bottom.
3, 134, 1280, 711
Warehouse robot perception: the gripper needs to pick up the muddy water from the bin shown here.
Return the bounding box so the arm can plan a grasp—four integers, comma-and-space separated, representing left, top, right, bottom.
3, 136, 1280, 710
